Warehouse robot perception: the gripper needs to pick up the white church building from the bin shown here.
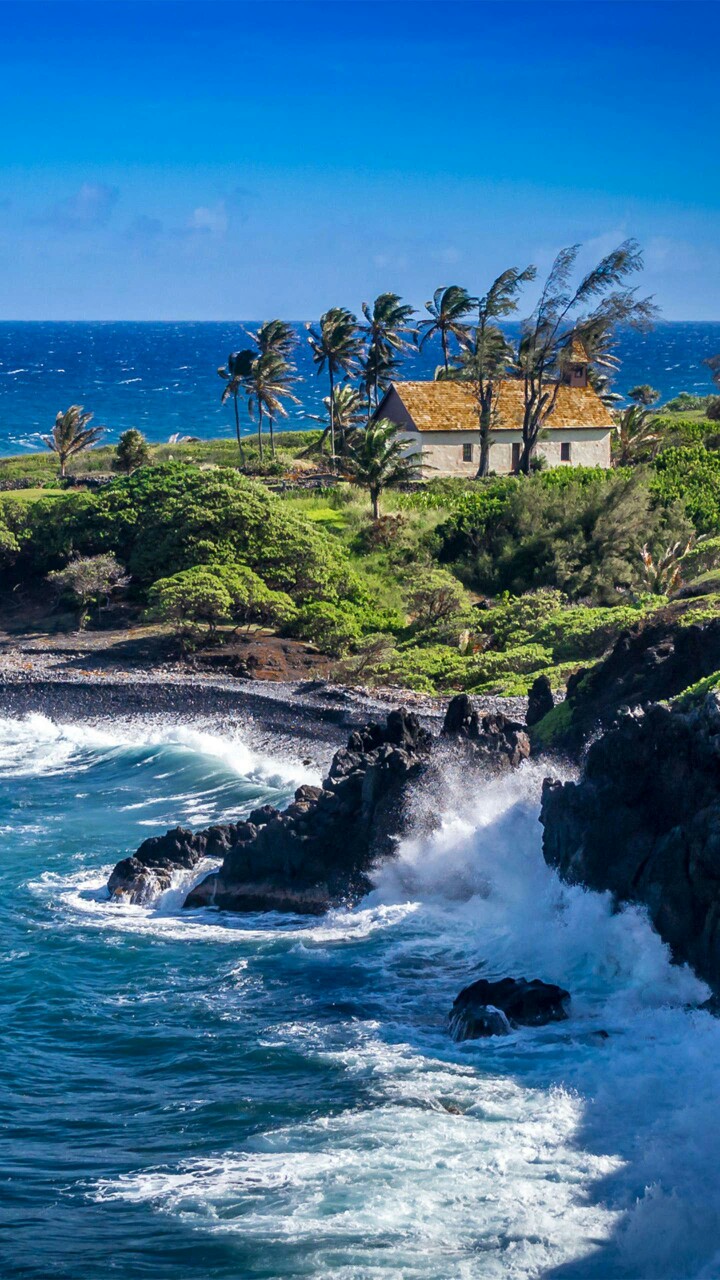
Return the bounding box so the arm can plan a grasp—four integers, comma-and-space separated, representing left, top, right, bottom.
374, 345, 613, 476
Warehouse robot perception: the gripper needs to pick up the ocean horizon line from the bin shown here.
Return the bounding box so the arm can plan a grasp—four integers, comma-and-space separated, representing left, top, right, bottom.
0, 317, 719, 327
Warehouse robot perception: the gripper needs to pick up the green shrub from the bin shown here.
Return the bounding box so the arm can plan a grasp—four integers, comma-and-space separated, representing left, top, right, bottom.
11, 464, 353, 603
113, 429, 151, 474
291, 602, 364, 656
651, 446, 720, 533
8, 491, 98, 575
404, 567, 470, 632
436, 469, 692, 602
372, 643, 470, 692
146, 567, 234, 636
652, 416, 717, 449
47, 553, 130, 628
208, 564, 297, 627
146, 563, 296, 636
466, 643, 554, 691
477, 590, 652, 661
662, 393, 710, 414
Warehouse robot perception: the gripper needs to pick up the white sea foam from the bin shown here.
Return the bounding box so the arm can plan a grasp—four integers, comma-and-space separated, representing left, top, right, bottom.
10, 713, 720, 1275
92, 1088, 623, 1278
81, 758, 720, 1276
0, 713, 319, 788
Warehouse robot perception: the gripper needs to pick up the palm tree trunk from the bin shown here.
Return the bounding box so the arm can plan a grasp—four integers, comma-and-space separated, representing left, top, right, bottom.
371, 487, 380, 520
233, 391, 245, 463
441, 329, 449, 372
257, 406, 264, 462
328, 367, 336, 467
269, 414, 275, 458
477, 404, 491, 478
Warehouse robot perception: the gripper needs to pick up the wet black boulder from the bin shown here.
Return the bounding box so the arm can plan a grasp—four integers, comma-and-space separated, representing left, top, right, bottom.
449, 976, 571, 1040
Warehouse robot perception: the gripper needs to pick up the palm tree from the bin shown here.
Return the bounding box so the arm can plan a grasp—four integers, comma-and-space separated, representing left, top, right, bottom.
218, 349, 255, 462
247, 319, 298, 359
627, 384, 660, 406
42, 405, 104, 477
417, 285, 475, 373
516, 239, 658, 473
343, 418, 421, 519
614, 402, 661, 465
306, 308, 363, 463
322, 384, 365, 454
361, 292, 415, 414
247, 352, 300, 460
452, 266, 534, 476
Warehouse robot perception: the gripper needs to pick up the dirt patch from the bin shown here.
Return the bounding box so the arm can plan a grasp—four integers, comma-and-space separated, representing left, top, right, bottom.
188, 633, 332, 682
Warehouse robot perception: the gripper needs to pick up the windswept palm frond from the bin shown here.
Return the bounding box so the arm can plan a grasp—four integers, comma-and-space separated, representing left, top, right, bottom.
306, 308, 363, 463
42, 405, 104, 477
449, 266, 533, 476
516, 239, 658, 473
342, 417, 421, 518
218, 349, 255, 460
246, 351, 300, 460
246, 319, 298, 359
322, 384, 365, 453
416, 285, 475, 372
613, 403, 662, 465
361, 292, 415, 411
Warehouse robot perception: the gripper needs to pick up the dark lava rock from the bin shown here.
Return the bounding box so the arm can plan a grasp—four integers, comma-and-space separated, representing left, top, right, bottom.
449, 977, 570, 1040
537, 616, 720, 757
107, 708, 432, 912
442, 693, 530, 770
526, 674, 554, 728
541, 691, 720, 991
107, 821, 255, 905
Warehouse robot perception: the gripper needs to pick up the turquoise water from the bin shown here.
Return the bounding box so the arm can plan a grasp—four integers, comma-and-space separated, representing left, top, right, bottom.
3, 711, 720, 1278
0, 321, 718, 455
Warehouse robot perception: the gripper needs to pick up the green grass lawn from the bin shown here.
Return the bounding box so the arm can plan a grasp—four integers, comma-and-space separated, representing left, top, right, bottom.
0, 429, 325, 485
0, 487, 66, 502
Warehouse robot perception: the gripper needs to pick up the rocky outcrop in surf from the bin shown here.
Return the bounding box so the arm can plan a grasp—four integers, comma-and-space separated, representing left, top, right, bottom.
541, 692, 720, 992
108, 695, 541, 914
449, 976, 570, 1040
108, 708, 434, 912
442, 693, 531, 770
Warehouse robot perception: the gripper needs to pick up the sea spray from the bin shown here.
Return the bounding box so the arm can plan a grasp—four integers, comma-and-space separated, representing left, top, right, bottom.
3, 713, 720, 1277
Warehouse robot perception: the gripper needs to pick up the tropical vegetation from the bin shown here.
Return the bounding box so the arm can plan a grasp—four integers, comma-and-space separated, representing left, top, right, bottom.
2, 238, 720, 700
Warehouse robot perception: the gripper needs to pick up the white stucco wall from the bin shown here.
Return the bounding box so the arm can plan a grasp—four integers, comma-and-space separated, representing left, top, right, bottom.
398, 428, 611, 477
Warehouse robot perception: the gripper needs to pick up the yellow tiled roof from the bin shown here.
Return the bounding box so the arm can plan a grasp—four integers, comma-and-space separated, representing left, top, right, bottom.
566, 337, 590, 363
388, 378, 613, 433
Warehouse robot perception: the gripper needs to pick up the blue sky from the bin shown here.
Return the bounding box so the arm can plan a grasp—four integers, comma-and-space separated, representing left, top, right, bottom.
1, 0, 718, 320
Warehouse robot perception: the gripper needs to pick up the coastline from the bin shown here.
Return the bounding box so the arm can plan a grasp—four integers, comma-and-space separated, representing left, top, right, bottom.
0, 654, 528, 758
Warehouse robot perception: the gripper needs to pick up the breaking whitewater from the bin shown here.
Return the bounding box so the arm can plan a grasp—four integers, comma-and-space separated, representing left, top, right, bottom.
3, 709, 720, 1280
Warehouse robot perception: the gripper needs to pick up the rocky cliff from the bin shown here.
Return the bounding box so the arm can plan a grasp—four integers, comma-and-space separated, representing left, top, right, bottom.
532, 615, 720, 757
541, 692, 720, 991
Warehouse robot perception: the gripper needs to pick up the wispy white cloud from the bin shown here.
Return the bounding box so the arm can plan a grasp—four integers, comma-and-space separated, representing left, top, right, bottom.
187, 202, 228, 235
39, 182, 120, 231
372, 251, 408, 270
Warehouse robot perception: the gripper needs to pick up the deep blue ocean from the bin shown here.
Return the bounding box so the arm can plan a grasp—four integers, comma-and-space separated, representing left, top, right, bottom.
3, 712, 720, 1278
0, 321, 718, 455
